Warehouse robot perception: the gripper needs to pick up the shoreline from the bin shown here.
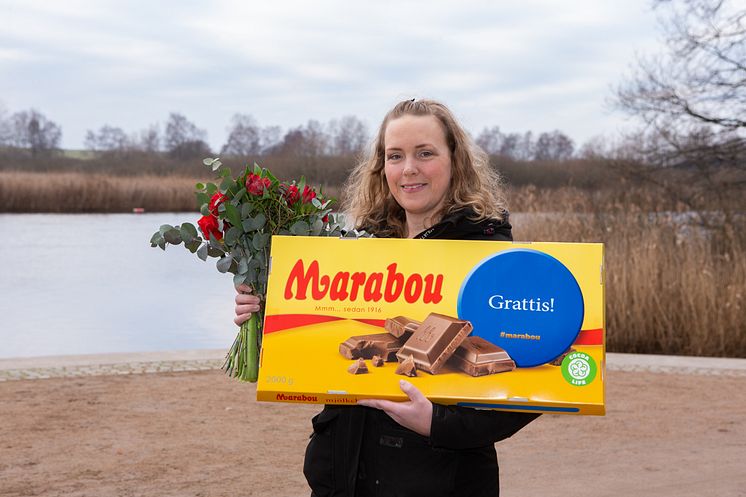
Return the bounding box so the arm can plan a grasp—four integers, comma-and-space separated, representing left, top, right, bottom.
2, 349, 744, 381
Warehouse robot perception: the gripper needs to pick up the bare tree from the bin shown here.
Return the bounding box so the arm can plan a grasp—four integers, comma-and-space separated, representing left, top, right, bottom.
164, 112, 210, 159
85, 125, 130, 153
328, 116, 368, 156
135, 124, 161, 153
613, 0, 745, 234
534, 130, 575, 161
0, 102, 11, 146
476, 126, 503, 155
9, 109, 62, 156
221, 114, 262, 157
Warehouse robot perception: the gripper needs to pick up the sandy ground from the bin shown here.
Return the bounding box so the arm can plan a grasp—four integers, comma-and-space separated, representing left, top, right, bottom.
1, 370, 744, 497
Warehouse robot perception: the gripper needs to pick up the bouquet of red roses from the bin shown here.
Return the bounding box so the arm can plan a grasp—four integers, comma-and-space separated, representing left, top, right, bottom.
150, 158, 351, 382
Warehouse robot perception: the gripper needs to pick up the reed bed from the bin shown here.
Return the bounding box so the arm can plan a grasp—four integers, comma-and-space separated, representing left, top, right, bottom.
1, 171, 743, 358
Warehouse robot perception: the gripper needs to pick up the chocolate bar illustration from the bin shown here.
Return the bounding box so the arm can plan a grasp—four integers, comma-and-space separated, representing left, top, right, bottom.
339, 333, 405, 362
447, 336, 515, 376
384, 316, 421, 339
395, 313, 472, 374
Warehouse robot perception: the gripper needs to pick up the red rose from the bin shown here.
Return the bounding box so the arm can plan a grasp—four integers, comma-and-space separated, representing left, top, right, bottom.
322, 214, 329, 223
208, 192, 227, 215
302, 185, 316, 203
282, 184, 300, 205
246, 173, 271, 196
198, 215, 223, 241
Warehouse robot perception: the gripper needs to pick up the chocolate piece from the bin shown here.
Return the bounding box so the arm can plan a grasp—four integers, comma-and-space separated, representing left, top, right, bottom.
395, 355, 417, 377
395, 313, 472, 374
549, 347, 576, 366
385, 316, 421, 339
348, 358, 368, 375
447, 336, 516, 377
339, 333, 405, 362
371, 355, 384, 367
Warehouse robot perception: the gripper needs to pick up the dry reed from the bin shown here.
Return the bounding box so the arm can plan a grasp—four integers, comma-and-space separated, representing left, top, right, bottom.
1, 171, 743, 357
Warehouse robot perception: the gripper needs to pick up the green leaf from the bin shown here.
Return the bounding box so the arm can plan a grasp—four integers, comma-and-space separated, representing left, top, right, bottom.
219, 176, 233, 193
253, 162, 262, 175
216, 256, 232, 273
149, 232, 162, 245
238, 258, 249, 274
195, 182, 205, 190
290, 220, 310, 236
200, 204, 211, 216
196, 192, 209, 207
311, 219, 323, 236
224, 203, 242, 229
207, 246, 224, 258
159, 224, 174, 236
252, 232, 269, 250
212, 159, 223, 171
224, 226, 242, 245
197, 244, 208, 261
233, 273, 248, 288
242, 213, 266, 232
232, 187, 246, 204
311, 197, 322, 209
180, 223, 198, 242
241, 203, 254, 218
185, 239, 201, 253
219, 168, 232, 178
203, 158, 216, 166
205, 183, 218, 195
164, 228, 182, 245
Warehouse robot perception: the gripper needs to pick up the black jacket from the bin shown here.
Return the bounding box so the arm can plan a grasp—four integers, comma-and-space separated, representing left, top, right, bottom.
303, 210, 540, 497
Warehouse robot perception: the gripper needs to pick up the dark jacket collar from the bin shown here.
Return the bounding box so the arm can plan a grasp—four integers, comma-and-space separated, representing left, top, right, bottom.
412, 208, 513, 241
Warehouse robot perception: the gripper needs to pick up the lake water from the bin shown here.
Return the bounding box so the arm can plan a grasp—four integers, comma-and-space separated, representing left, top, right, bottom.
0, 213, 236, 359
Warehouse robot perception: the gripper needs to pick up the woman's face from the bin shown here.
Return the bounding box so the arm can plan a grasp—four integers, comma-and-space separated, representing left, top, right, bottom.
383, 114, 452, 224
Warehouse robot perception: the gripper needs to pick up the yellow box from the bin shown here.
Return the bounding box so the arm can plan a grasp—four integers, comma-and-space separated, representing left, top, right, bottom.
257, 236, 605, 415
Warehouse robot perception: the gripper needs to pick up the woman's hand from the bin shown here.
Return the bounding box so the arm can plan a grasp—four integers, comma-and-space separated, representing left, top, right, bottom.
357, 380, 433, 437
234, 284, 261, 326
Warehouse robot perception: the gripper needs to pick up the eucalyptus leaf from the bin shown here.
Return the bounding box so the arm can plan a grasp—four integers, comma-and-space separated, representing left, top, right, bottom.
224, 203, 242, 230
203, 158, 216, 166
219, 176, 233, 193
238, 258, 249, 274
206, 183, 218, 195
232, 187, 246, 204
197, 244, 208, 261
159, 224, 174, 236
290, 220, 310, 236
241, 203, 254, 218
182, 222, 199, 238
219, 168, 232, 178
195, 182, 205, 190
311, 219, 323, 236
224, 226, 242, 245
149, 232, 162, 245
185, 239, 201, 253
212, 159, 223, 171
311, 197, 322, 209
207, 246, 224, 258
233, 273, 248, 288
216, 256, 232, 273
164, 228, 182, 245
252, 232, 269, 250
200, 204, 211, 216
196, 192, 209, 207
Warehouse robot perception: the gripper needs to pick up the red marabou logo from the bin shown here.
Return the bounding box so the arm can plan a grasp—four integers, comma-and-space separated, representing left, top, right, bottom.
283, 260, 444, 304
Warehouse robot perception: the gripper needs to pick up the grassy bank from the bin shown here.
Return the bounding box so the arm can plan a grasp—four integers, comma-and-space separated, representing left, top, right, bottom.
1, 170, 743, 358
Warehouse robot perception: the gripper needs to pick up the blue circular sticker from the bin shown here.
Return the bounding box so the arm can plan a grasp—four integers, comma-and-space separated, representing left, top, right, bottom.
457, 249, 584, 368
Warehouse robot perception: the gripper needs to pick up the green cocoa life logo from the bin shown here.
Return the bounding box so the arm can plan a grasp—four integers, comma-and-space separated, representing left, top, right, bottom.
561, 351, 597, 386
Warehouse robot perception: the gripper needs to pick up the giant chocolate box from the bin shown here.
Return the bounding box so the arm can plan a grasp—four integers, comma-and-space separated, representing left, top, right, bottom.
256, 236, 605, 415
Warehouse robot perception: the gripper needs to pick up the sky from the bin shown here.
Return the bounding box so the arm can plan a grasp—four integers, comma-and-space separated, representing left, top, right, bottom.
0, 0, 665, 151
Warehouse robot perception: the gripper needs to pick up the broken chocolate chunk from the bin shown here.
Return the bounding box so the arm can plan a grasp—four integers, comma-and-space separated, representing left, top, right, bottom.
395, 355, 417, 377
348, 358, 369, 375
371, 355, 384, 367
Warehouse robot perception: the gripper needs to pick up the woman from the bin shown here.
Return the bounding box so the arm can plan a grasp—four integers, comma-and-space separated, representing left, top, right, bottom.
235, 99, 539, 497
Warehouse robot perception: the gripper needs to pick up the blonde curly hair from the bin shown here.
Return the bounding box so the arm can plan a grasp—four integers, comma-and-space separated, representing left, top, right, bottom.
343, 98, 508, 237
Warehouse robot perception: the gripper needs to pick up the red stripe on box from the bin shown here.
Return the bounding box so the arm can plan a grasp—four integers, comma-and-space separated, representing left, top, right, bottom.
354, 318, 386, 328
263, 314, 343, 334
573, 328, 603, 345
